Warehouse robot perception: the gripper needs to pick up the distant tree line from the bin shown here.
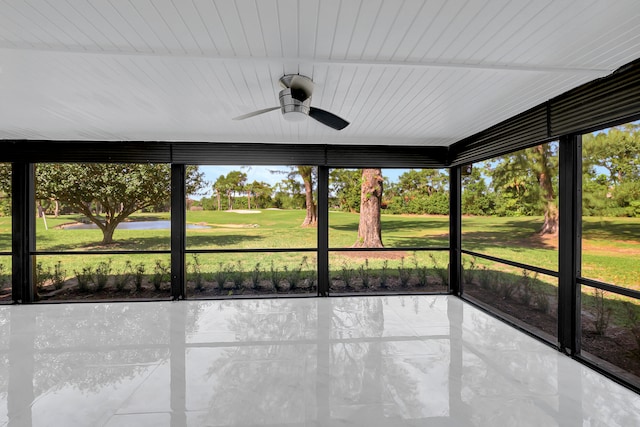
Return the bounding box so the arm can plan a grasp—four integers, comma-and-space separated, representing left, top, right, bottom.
462, 123, 640, 222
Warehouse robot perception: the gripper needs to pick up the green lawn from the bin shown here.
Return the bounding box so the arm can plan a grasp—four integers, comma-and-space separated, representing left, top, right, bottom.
0, 211, 637, 290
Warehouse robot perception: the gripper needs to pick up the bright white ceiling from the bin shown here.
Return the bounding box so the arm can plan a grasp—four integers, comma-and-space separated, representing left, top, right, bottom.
1, 0, 639, 146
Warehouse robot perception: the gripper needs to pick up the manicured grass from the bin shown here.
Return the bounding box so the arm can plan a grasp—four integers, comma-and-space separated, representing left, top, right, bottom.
329, 211, 450, 248
462, 215, 640, 288
186, 209, 315, 249
0, 211, 637, 290
462, 215, 559, 271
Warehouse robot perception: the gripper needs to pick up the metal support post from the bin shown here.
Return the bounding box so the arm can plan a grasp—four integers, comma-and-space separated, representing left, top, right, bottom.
171, 164, 186, 300
558, 135, 582, 354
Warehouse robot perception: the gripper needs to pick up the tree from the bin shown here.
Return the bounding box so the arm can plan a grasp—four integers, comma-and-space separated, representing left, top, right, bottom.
583, 123, 640, 217
391, 169, 449, 214
353, 168, 384, 248
270, 166, 317, 225
35, 163, 205, 244
213, 171, 246, 210
272, 178, 304, 209
490, 143, 558, 235
245, 180, 253, 210
397, 169, 446, 197
298, 166, 317, 226
329, 169, 361, 212
249, 181, 272, 209
583, 124, 640, 185
461, 164, 495, 215
534, 144, 559, 235
212, 175, 226, 210
227, 171, 247, 210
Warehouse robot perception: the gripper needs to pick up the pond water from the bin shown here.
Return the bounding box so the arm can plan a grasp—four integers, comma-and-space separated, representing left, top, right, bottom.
65, 220, 210, 230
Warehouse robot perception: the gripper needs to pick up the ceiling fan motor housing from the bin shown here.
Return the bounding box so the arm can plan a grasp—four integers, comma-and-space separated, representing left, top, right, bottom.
279, 88, 311, 122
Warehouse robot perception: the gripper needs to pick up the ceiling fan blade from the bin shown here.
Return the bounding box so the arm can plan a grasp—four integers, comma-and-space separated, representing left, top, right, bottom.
232, 106, 279, 120
309, 107, 349, 130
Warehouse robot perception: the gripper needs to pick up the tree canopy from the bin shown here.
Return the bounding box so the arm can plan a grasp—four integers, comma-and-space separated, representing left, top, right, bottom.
212, 171, 247, 211
35, 163, 204, 244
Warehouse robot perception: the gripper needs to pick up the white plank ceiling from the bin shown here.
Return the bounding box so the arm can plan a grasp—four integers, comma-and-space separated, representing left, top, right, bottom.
0, 0, 639, 146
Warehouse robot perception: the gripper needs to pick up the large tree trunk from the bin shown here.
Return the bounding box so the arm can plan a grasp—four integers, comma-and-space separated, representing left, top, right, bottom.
535, 145, 559, 235
54, 200, 59, 217
299, 166, 317, 227
540, 201, 558, 235
90, 216, 123, 245
101, 223, 117, 245
353, 168, 383, 248
247, 190, 251, 210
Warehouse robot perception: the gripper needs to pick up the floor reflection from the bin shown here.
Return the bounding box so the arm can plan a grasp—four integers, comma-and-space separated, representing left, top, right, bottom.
0, 296, 639, 426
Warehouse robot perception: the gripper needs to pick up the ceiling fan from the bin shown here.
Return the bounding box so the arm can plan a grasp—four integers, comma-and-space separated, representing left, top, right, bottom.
232, 74, 349, 130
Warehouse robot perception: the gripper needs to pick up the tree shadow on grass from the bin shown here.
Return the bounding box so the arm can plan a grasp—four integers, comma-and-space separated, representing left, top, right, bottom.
461, 218, 558, 251
463, 217, 542, 235
0, 234, 11, 252
380, 236, 450, 248
37, 234, 264, 252
463, 217, 640, 246
331, 219, 451, 234
461, 232, 556, 251
582, 219, 640, 241
186, 234, 266, 248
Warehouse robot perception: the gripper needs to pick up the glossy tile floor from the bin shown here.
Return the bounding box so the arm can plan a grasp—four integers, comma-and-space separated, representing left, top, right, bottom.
1, 295, 640, 426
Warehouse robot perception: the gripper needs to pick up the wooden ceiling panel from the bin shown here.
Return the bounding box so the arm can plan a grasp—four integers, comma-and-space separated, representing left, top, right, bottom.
0, 0, 639, 146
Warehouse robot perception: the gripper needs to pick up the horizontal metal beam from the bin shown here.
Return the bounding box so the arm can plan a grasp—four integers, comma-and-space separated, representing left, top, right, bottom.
328, 247, 449, 252
1, 140, 449, 168
578, 277, 640, 300
186, 248, 317, 254
461, 250, 559, 278
33, 250, 170, 256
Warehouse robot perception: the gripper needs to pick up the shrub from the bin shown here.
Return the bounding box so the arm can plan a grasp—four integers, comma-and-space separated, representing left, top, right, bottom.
249, 262, 261, 289
93, 259, 112, 291
153, 260, 170, 291
341, 262, 354, 288
189, 254, 205, 291
497, 277, 516, 300
134, 263, 146, 291
380, 260, 389, 288
519, 270, 537, 306
269, 260, 282, 290
75, 266, 94, 292
0, 264, 8, 290
593, 288, 612, 335
358, 259, 372, 289
624, 302, 640, 356
397, 257, 412, 287
214, 262, 228, 290
412, 252, 430, 287
35, 262, 51, 290
462, 257, 477, 285
51, 261, 67, 290
429, 254, 448, 286
231, 260, 244, 290
534, 288, 550, 314
114, 261, 133, 291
